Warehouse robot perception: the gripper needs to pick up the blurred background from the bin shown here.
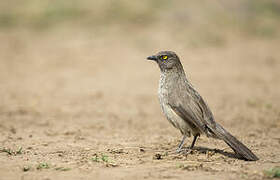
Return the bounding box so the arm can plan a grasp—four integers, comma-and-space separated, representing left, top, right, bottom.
0, 0, 280, 178
1, 0, 279, 118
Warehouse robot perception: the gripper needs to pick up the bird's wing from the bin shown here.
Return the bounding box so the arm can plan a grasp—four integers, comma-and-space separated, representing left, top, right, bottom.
168, 85, 217, 135
170, 103, 206, 133
168, 91, 206, 133
186, 83, 217, 128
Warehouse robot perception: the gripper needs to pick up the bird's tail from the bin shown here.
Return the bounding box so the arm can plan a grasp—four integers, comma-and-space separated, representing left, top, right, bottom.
213, 123, 258, 161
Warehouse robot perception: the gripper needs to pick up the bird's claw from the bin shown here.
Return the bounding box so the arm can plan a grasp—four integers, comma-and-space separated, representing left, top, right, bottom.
176, 148, 193, 154
176, 148, 183, 153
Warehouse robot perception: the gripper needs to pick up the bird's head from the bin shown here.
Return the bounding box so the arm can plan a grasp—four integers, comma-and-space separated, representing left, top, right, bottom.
147, 51, 183, 72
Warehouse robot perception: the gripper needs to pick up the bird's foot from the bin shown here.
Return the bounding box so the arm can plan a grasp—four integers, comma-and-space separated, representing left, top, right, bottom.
176, 147, 195, 155
176, 148, 183, 153
183, 148, 193, 155
176, 147, 193, 154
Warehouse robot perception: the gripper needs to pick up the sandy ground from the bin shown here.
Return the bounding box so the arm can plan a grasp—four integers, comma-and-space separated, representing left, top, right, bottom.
0, 28, 279, 180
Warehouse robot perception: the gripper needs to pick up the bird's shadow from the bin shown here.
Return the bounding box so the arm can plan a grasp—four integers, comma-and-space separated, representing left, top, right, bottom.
182, 146, 244, 160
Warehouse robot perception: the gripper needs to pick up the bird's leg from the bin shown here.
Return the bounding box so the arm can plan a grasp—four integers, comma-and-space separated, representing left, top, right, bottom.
176, 135, 187, 153
190, 134, 199, 149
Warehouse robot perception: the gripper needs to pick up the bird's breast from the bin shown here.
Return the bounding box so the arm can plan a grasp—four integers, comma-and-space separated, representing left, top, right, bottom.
158, 73, 193, 136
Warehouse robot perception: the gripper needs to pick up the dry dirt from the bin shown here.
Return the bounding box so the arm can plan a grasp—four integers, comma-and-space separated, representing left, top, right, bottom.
0, 28, 279, 180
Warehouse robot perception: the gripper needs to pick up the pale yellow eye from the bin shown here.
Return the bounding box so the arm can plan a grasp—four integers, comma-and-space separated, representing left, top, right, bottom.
162, 55, 168, 60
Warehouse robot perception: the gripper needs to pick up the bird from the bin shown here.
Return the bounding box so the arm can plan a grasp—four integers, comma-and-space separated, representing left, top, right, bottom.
146, 51, 258, 161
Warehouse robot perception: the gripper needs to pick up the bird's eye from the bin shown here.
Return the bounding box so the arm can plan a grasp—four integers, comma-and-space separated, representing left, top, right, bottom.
162, 55, 168, 60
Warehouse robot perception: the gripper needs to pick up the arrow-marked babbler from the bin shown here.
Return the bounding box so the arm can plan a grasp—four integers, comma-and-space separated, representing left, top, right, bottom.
147, 51, 258, 161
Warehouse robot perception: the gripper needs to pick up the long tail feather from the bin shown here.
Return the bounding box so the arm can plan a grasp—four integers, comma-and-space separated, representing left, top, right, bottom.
214, 124, 258, 161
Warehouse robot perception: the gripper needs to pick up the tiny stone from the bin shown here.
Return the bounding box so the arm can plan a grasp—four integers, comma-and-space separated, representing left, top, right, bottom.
139, 148, 145, 152
23, 166, 30, 172
153, 153, 162, 160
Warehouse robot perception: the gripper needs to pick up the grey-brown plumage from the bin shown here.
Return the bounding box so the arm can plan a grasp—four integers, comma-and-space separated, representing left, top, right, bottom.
147, 51, 258, 161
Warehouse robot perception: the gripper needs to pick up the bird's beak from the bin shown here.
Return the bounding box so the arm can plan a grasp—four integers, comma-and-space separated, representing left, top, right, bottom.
147, 55, 157, 61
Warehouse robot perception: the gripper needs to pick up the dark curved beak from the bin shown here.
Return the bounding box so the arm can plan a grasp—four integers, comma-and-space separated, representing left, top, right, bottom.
147, 55, 157, 61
